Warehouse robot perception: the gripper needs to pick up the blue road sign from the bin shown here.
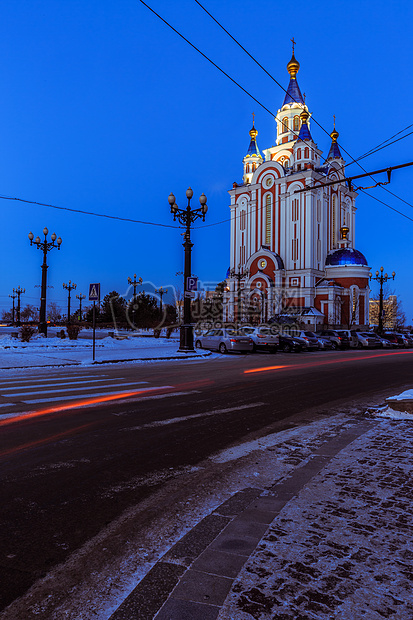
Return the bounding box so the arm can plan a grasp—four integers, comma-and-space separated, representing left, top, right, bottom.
186, 277, 198, 291
89, 283, 100, 301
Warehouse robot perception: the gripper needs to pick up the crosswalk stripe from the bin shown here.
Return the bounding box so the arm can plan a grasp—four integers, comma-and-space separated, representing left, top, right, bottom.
0, 375, 111, 387
23, 386, 173, 404
2, 381, 148, 397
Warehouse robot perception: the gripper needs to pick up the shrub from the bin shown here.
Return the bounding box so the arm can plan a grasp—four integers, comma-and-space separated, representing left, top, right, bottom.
165, 326, 174, 339
66, 325, 81, 340
20, 325, 36, 342
153, 328, 161, 338
57, 329, 66, 339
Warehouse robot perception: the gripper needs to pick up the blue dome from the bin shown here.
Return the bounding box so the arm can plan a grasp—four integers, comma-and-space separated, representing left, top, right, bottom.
325, 248, 368, 267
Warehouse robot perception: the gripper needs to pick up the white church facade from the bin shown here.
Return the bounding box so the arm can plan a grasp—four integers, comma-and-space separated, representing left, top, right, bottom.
224, 48, 370, 328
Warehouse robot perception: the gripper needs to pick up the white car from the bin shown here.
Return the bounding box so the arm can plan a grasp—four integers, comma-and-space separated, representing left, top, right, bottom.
242, 326, 280, 353
195, 328, 254, 354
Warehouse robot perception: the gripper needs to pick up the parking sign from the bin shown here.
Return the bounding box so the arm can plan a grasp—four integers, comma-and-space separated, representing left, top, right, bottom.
186, 277, 198, 291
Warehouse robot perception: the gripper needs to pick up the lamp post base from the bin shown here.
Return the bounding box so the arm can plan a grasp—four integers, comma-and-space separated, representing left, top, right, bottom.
178, 324, 194, 352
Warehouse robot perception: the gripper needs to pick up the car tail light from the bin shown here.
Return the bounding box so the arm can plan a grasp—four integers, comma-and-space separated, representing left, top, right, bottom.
230, 339, 237, 343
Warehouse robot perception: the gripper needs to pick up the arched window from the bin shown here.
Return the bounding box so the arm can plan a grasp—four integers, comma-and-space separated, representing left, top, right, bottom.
282, 117, 289, 133
246, 164, 250, 173
265, 194, 272, 245
304, 147, 309, 159
297, 148, 301, 160
252, 163, 256, 172
293, 115, 300, 131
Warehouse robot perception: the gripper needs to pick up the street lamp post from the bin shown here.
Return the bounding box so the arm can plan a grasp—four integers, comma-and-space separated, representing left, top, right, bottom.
168, 187, 208, 352
63, 280, 77, 325
76, 293, 86, 321
8, 290, 16, 326
369, 266, 395, 334
15, 286, 25, 326
155, 287, 167, 320
127, 274, 143, 327
229, 265, 249, 325
28, 228, 62, 336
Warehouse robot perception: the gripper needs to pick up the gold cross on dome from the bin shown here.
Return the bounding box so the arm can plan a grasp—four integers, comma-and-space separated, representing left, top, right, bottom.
333, 114, 336, 129
291, 37, 296, 54
252, 112, 255, 125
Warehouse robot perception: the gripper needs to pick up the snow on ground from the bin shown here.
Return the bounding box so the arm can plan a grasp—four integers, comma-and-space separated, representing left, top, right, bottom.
0, 328, 212, 368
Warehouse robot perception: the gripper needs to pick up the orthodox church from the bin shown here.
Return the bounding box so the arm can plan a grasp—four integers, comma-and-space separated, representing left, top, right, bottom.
224, 47, 370, 328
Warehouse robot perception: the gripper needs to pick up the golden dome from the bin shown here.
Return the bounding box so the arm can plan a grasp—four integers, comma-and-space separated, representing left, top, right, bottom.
330, 129, 339, 143
249, 126, 258, 139
300, 109, 309, 123
287, 53, 300, 77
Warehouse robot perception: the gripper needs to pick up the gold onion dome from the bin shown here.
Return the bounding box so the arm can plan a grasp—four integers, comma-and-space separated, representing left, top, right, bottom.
249, 125, 258, 139
287, 53, 300, 77
300, 109, 309, 123
331, 128, 339, 142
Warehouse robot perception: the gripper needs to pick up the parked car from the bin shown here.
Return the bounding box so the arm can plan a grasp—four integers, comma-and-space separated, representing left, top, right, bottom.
381, 333, 405, 348
317, 330, 350, 350
353, 332, 382, 349
394, 332, 413, 347
376, 335, 394, 348
195, 328, 254, 354
317, 335, 334, 350
242, 326, 279, 353
296, 331, 320, 350
278, 333, 304, 353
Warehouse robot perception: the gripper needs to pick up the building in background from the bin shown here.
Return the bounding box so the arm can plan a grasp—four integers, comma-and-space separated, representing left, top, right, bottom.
224, 46, 370, 329
369, 296, 397, 330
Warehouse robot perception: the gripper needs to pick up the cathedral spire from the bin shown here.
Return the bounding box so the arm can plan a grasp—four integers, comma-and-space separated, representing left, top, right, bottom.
326, 116, 343, 160
282, 40, 305, 106
297, 109, 313, 141
243, 114, 262, 184
246, 113, 261, 157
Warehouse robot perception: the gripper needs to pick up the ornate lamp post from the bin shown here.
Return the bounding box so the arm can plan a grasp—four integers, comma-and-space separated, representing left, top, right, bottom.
127, 274, 143, 326
28, 228, 62, 336
369, 266, 395, 334
229, 264, 249, 324
63, 280, 77, 325
15, 286, 25, 326
76, 293, 86, 321
155, 287, 167, 320
8, 290, 16, 326
168, 188, 208, 351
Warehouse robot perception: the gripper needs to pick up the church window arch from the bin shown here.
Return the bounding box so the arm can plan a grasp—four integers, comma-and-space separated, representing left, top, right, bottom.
282, 117, 288, 133
293, 115, 300, 131
297, 148, 301, 159
304, 147, 309, 159
265, 193, 272, 245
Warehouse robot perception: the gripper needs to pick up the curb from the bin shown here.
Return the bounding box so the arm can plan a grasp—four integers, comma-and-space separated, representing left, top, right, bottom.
109, 420, 374, 620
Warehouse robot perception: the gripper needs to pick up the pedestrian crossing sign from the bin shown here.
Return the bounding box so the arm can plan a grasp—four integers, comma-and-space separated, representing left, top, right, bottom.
89, 283, 100, 301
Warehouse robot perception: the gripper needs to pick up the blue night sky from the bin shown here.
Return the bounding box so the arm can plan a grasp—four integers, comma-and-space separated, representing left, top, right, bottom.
1, 0, 413, 321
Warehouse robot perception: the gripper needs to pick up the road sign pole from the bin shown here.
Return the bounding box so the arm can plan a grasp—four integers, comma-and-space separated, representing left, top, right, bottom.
92, 301, 96, 362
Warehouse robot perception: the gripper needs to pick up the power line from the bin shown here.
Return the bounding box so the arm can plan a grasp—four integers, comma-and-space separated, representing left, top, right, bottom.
192, 0, 413, 216
0, 194, 181, 229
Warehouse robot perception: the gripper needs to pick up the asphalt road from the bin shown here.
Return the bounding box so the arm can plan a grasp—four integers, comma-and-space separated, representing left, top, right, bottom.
1, 348, 413, 613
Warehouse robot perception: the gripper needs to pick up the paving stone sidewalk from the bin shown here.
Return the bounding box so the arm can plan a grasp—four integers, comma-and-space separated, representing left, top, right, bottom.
109, 415, 413, 620
218, 417, 413, 620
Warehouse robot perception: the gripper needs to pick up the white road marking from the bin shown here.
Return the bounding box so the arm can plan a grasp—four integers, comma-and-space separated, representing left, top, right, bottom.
0, 402, 16, 408
125, 402, 266, 431
0, 375, 111, 387
23, 386, 173, 404
4, 382, 148, 397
